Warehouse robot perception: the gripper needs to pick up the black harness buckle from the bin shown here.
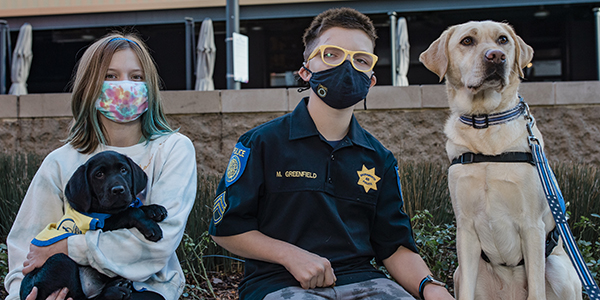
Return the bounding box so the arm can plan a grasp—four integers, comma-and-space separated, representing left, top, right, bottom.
546, 227, 560, 257
460, 152, 475, 164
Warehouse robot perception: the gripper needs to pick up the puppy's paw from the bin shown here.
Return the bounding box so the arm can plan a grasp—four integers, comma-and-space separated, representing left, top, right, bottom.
140, 204, 168, 222
101, 278, 132, 300
139, 220, 164, 242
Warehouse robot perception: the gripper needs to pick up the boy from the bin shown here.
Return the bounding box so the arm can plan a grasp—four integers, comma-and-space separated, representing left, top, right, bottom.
209, 7, 454, 300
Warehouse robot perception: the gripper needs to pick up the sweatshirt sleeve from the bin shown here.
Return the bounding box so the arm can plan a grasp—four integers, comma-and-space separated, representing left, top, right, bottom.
67, 134, 197, 281
4, 150, 73, 299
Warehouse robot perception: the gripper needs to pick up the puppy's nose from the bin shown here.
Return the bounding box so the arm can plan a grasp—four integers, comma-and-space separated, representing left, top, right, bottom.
111, 186, 125, 195
485, 49, 506, 64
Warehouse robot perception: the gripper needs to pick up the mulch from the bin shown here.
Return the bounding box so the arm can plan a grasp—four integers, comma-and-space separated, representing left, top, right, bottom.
181, 271, 242, 300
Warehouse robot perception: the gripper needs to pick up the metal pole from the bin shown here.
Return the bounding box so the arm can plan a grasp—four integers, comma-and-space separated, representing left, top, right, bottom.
185, 17, 194, 90
0, 21, 8, 94
226, 0, 240, 90
595, 8, 600, 80
388, 12, 398, 86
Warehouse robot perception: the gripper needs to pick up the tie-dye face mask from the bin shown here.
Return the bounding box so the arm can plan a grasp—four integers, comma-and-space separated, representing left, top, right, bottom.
95, 81, 149, 123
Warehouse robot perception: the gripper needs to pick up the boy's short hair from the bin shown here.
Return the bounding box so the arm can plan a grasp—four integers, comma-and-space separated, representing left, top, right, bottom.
302, 7, 377, 60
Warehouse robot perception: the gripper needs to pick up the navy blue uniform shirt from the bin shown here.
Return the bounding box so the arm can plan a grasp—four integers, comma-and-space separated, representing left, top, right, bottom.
209, 98, 418, 299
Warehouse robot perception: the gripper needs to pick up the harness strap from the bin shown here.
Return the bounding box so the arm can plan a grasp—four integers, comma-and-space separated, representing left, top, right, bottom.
450, 152, 534, 166
480, 226, 560, 267
530, 143, 600, 299
451, 151, 558, 267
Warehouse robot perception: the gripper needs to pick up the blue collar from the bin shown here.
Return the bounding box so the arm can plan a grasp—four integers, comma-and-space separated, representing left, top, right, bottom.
82, 197, 142, 221
459, 96, 526, 129
129, 197, 142, 208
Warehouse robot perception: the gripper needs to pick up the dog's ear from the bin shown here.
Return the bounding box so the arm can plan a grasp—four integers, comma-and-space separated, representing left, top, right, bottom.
65, 163, 93, 213
124, 155, 148, 196
419, 27, 454, 82
505, 24, 534, 78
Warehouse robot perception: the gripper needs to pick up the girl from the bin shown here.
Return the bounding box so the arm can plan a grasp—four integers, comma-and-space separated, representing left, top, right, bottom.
4, 33, 197, 300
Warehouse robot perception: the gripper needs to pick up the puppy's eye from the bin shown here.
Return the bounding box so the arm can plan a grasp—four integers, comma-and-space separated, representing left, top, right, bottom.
120, 167, 128, 175
95, 171, 104, 179
498, 36, 509, 45
460, 37, 474, 46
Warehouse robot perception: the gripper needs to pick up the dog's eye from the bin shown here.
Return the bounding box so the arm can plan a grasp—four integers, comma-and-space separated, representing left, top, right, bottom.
95, 171, 104, 179
498, 36, 509, 45
460, 37, 474, 46
120, 167, 128, 175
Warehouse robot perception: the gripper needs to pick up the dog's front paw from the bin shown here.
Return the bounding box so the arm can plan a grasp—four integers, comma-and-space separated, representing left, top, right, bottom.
140, 204, 168, 222
101, 278, 132, 300
139, 220, 164, 242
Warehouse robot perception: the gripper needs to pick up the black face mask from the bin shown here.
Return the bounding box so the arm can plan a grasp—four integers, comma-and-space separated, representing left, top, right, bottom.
303, 60, 372, 109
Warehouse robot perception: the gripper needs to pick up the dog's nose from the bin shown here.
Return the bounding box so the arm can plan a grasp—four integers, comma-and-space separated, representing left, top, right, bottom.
485, 49, 506, 64
111, 185, 125, 195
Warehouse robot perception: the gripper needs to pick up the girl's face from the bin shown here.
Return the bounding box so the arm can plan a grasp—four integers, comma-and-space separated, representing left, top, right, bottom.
105, 48, 144, 82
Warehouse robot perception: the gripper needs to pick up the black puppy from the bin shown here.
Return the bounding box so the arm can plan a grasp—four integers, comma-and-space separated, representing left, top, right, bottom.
20, 151, 167, 300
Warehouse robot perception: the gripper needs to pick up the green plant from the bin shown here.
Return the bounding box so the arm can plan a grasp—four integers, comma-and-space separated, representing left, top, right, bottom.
179, 232, 217, 299
0, 153, 43, 241
180, 174, 243, 274
411, 210, 457, 290
574, 214, 600, 280
552, 162, 600, 243
398, 161, 454, 225
0, 243, 7, 282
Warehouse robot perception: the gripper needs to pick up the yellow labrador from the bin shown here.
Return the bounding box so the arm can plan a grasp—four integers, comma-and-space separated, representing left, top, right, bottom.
419, 21, 581, 300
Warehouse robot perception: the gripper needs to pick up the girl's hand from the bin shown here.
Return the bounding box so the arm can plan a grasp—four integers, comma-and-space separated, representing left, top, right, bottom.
26, 287, 73, 300
23, 239, 68, 275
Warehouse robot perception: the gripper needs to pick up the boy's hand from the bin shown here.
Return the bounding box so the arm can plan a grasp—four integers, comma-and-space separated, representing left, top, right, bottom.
283, 250, 336, 289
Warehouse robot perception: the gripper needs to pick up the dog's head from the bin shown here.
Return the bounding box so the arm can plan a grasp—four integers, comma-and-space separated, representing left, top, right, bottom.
419, 21, 533, 108
65, 151, 148, 214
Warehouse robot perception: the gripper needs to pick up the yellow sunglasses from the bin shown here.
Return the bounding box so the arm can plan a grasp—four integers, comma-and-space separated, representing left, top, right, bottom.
307, 45, 379, 73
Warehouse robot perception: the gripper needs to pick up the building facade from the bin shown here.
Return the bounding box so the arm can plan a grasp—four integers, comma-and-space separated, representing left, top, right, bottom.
1, 0, 599, 93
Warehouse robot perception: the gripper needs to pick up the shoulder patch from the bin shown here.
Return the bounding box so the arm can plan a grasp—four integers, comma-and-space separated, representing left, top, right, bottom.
395, 166, 403, 197
225, 142, 250, 187
213, 191, 227, 225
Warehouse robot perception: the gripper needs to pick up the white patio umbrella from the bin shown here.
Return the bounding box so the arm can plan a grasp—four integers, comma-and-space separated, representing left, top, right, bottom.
396, 17, 410, 86
9, 23, 32, 95
195, 18, 216, 91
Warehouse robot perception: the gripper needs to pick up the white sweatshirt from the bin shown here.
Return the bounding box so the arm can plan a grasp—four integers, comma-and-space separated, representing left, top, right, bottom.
4, 132, 197, 300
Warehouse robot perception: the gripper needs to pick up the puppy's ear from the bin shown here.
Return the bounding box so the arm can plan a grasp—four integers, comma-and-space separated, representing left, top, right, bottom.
124, 155, 148, 196
419, 27, 454, 82
506, 24, 534, 78
65, 164, 92, 213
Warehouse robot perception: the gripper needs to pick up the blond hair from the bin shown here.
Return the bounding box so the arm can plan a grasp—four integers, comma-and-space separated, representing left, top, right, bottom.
66, 32, 174, 154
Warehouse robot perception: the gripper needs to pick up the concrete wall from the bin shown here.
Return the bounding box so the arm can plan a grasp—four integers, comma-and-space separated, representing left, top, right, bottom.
1, 81, 600, 176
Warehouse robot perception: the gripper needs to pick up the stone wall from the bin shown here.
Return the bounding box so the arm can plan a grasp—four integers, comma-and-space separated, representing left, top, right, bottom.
1, 81, 599, 176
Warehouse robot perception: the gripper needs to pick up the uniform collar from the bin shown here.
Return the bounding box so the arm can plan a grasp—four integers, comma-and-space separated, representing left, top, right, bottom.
289, 97, 375, 151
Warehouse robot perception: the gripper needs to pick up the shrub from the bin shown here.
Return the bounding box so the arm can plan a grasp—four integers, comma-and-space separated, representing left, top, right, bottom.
398, 161, 454, 225
0, 153, 43, 241
0, 155, 598, 298
411, 210, 457, 292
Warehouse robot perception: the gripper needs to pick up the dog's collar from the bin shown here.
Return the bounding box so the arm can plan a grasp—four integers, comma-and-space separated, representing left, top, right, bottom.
459, 96, 526, 129
130, 197, 142, 208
